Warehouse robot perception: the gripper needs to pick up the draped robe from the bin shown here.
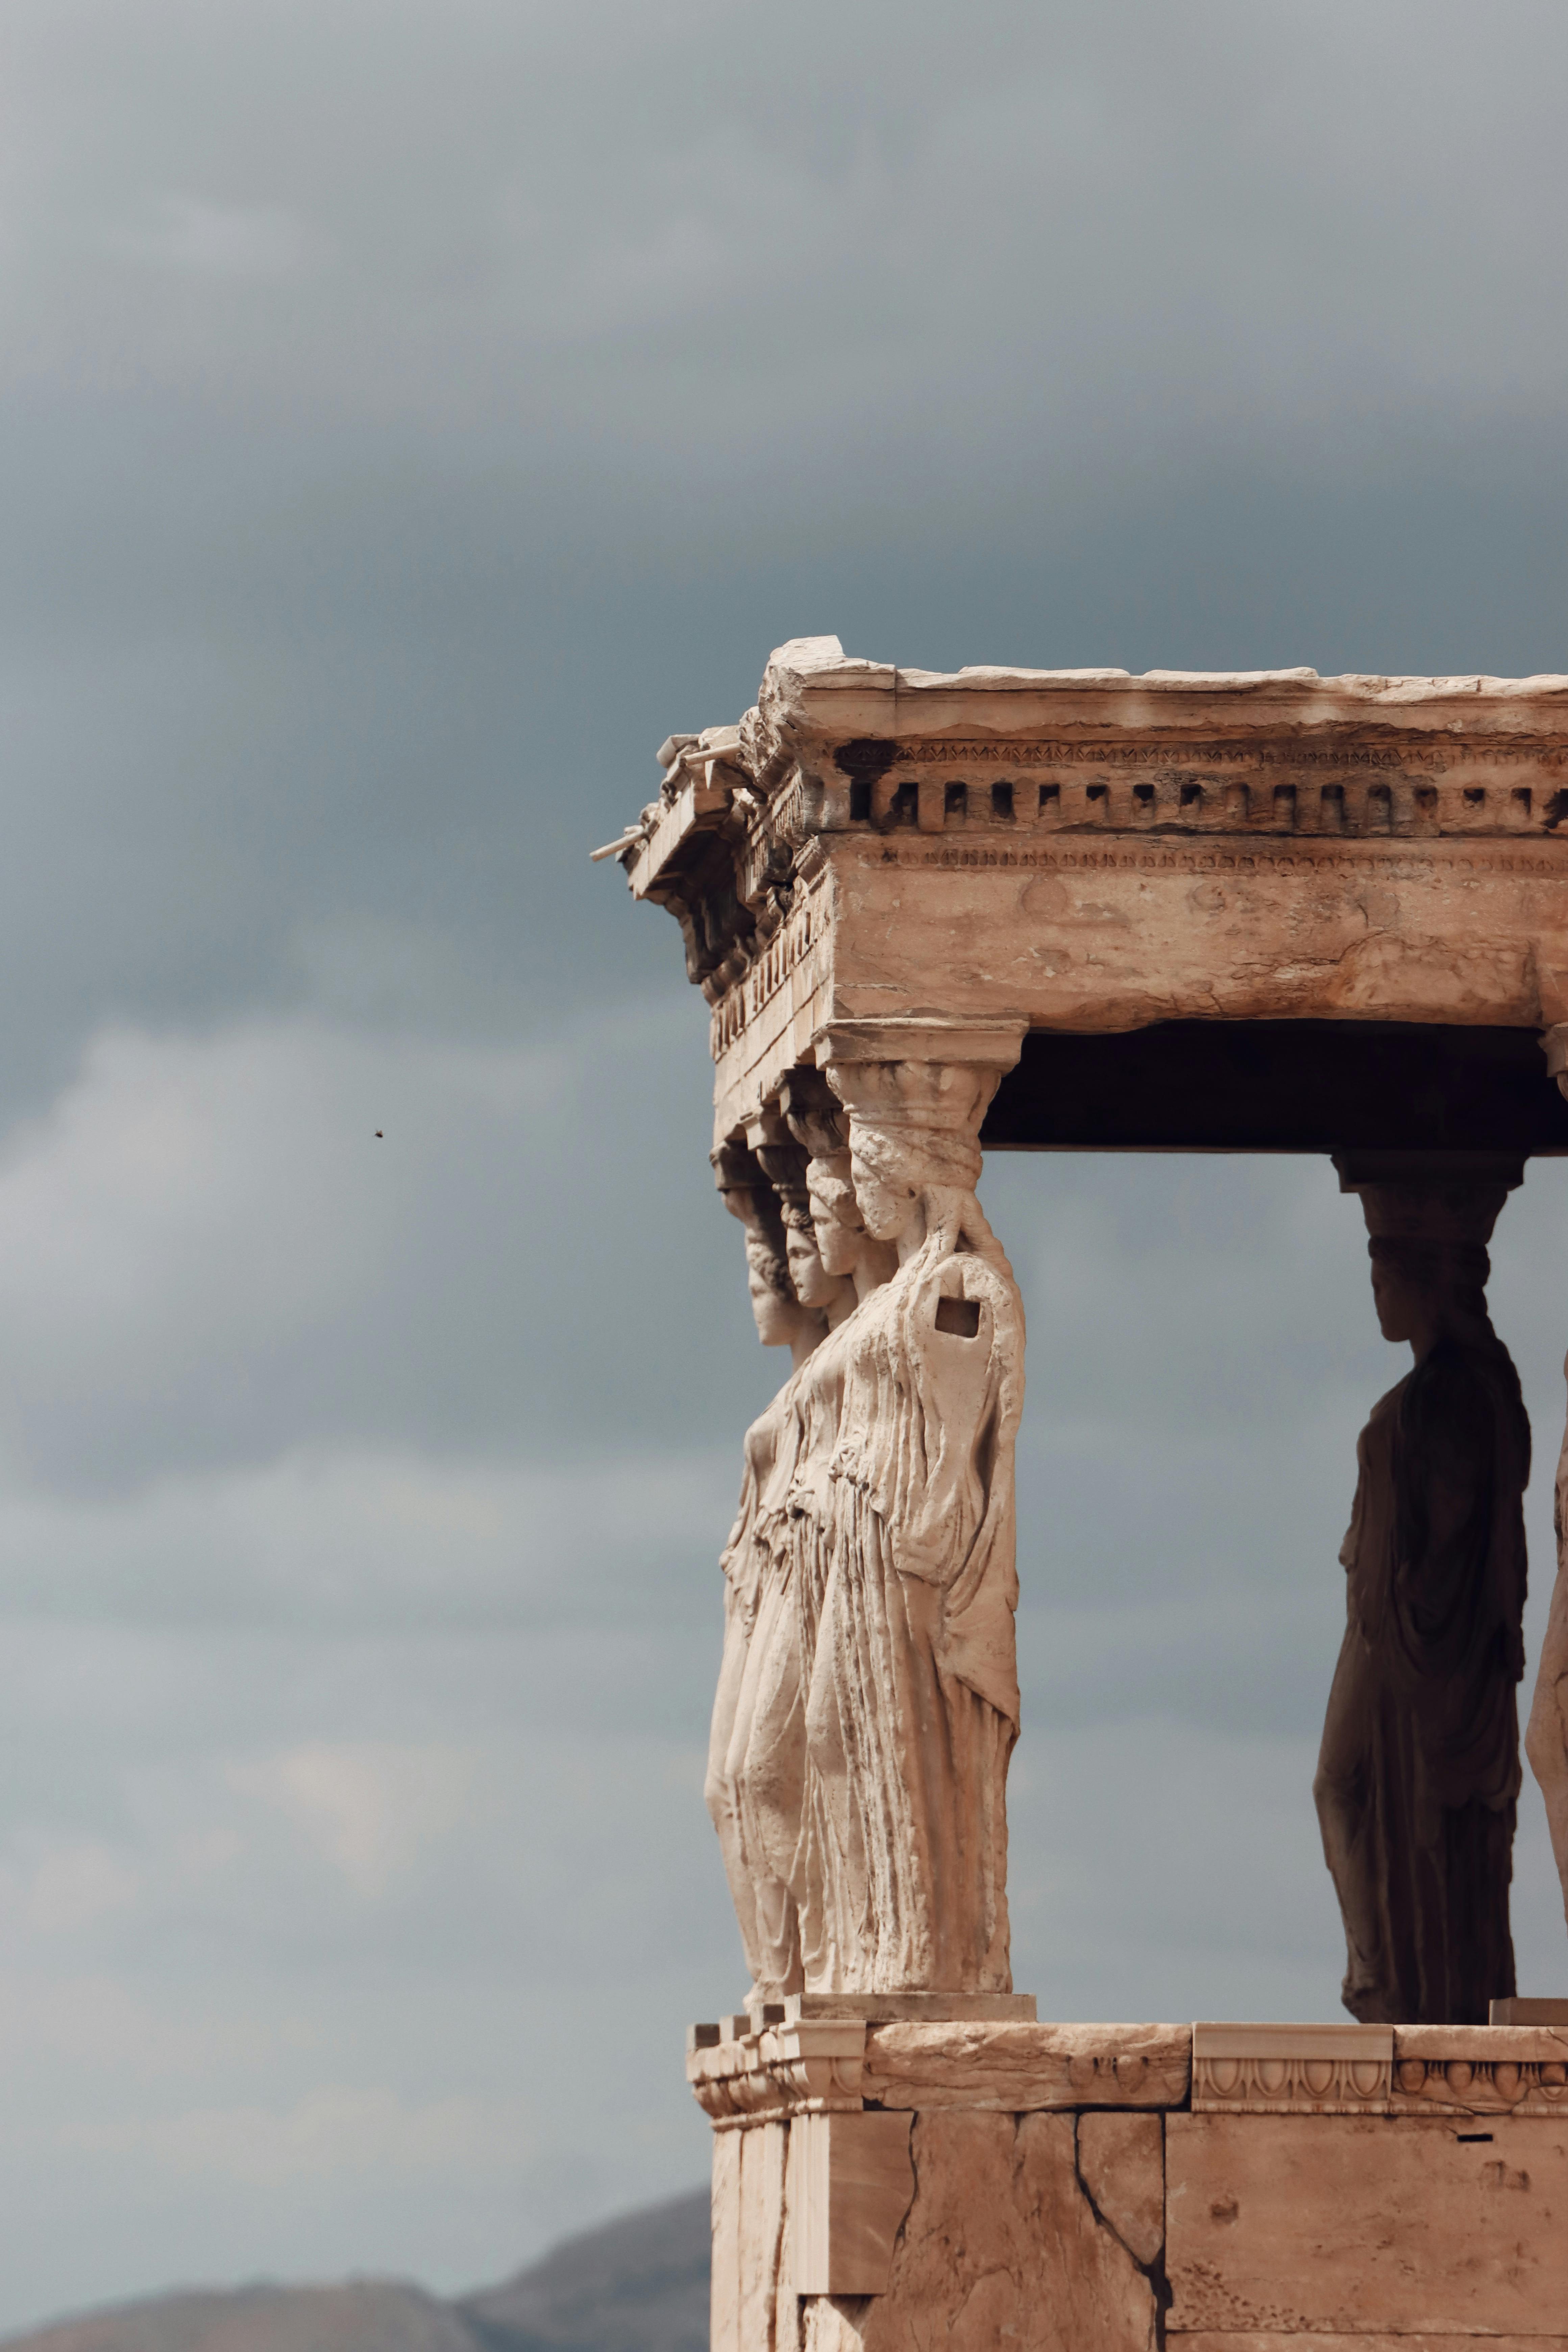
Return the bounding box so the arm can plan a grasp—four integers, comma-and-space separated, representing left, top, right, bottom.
794, 1228, 1025, 1992
1315, 1337, 1529, 2023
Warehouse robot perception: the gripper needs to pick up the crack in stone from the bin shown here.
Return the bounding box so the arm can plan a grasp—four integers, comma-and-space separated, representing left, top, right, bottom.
1072, 2114, 1172, 2352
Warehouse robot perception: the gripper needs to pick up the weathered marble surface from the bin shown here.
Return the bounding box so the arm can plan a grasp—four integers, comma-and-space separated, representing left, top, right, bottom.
1077, 2110, 1165, 2268
1167, 2111, 1568, 2337
860, 2020, 1190, 2112
712, 2105, 1162, 2352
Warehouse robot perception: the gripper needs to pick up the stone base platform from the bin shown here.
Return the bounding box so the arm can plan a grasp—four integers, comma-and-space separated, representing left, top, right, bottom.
686, 2014, 1568, 2352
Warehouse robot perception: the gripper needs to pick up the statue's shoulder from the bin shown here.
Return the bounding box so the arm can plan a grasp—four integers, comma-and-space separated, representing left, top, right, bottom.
902, 1247, 1022, 1360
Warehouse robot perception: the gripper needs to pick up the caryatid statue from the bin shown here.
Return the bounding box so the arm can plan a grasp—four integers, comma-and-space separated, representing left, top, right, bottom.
704, 1029, 1027, 2002
704, 1139, 826, 1995
789, 1032, 1027, 1995
1316, 1159, 1530, 2025
702, 1087, 899, 2002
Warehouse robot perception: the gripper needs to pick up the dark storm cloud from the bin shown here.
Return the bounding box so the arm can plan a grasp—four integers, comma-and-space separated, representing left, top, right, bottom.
0, 0, 1566, 1111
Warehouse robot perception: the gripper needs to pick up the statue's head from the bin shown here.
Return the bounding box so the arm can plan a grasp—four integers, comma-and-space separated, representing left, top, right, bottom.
782, 1194, 846, 1309
1347, 1164, 1513, 1354
1369, 1235, 1491, 1345
779, 1067, 885, 1289
712, 1139, 819, 1349
824, 1057, 992, 1246
804, 1152, 870, 1277
744, 1108, 854, 1326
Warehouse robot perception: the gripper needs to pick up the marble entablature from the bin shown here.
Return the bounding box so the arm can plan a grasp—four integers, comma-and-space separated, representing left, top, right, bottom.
607, 638, 1568, 1143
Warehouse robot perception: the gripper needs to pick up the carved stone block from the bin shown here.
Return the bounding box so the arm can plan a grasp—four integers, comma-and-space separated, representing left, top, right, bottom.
787, 2111, 914, 2296
1191, 2022, 1393, 2114
687, 2017, 867, 2128
1390, 2023, 1568, 2116
799, 2109, 1159, 2352
861, 2019, 1191, 2111
1167, 2112, 1568, 2337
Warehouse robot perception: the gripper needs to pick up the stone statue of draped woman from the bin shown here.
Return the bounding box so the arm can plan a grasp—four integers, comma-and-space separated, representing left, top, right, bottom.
1316, 1172, 1529, 2025
793, 1051, 1026, 1994
703, 1099, 890, 2002
703, 1140, 829, 1996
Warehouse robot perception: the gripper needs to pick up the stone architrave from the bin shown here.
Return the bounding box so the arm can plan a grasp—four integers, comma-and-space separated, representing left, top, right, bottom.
1317, 1156, 1530, 2025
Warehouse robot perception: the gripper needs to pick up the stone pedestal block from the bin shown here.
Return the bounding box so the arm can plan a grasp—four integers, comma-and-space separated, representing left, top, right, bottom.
693, 2016, 1568, 2352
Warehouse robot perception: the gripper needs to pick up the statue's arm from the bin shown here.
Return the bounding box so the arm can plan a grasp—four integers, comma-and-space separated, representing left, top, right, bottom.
886, 1260, 1014, 1586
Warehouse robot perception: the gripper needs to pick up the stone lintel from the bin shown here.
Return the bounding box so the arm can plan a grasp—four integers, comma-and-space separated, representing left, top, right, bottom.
704, 828, 1568, 1144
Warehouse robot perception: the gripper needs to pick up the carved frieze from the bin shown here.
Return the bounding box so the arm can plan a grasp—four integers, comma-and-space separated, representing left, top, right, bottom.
1191, 2023, 1568, 2117
1191, 2024, 1394, 2115
1390, 2026, 1568, 2116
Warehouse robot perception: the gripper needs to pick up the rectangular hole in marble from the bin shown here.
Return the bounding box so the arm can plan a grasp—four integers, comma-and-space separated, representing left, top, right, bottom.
934, 1297, 981, 1338
945, 781, 967, 820
991, 781, 1014, 821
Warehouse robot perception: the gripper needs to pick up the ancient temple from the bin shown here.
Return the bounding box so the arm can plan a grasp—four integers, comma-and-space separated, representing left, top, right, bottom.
599, 639, 1568, 2351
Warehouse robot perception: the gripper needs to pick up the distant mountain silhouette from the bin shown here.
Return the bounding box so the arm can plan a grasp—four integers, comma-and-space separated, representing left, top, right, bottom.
459, 2188, 709, 2351
0, 2188, 711, 2352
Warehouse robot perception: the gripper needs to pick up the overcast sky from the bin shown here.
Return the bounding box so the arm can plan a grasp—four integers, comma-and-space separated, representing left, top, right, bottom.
5, 0, 1568, 2334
